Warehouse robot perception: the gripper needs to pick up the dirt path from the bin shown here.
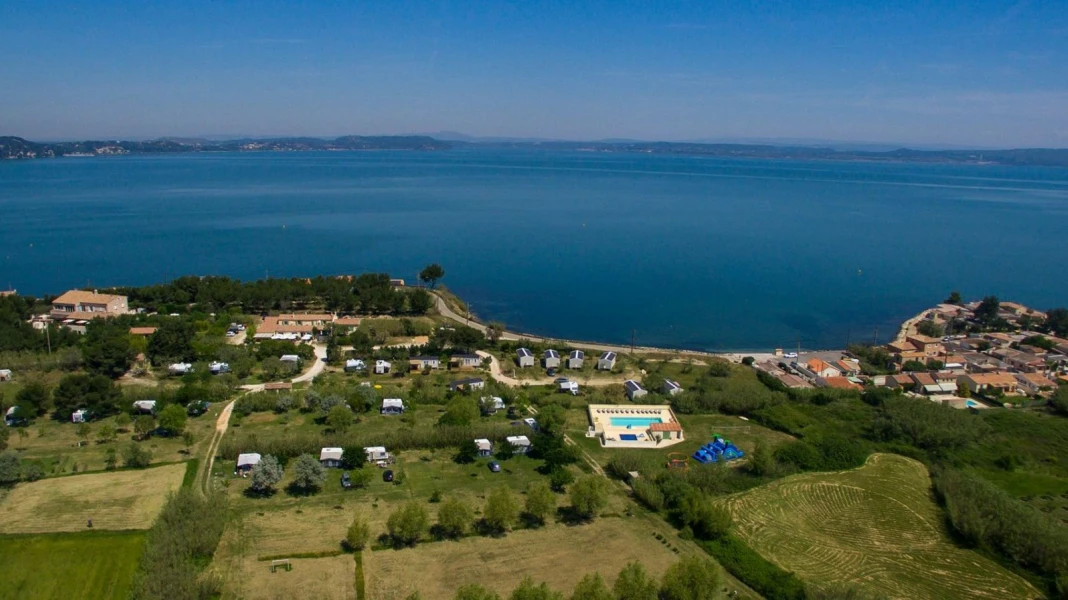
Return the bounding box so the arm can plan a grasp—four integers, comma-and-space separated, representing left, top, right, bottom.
199, 399, 235, 493
292, 342, 328, 384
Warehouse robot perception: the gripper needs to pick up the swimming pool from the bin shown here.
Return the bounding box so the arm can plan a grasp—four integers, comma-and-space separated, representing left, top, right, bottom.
610, 417, 663, 428
965, 400, 981, 408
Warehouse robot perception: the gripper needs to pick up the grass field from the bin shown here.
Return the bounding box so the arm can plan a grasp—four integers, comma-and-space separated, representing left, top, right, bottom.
0, 462, 187, 533
0, 531, 145, 600
363, 517, 686, 600
721, 453, 1039, 599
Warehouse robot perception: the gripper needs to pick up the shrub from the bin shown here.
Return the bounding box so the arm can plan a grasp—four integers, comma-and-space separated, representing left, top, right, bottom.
387, 501, 429, 546
569, 475, 609, 520
289, 454, 325, 493
344, 514, 371, 551
123, 442, 153, 468
484, 487, 520, 532
524, 481, 556, 525
631, 479, 665, 512
659, 556, 723, 600
250, 454, 284, 494
436, 497, 473, 538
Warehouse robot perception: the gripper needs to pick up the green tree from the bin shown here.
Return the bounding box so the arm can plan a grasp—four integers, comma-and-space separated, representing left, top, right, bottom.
250, 454, 284, 494
326, 404, 354, 432
945, 291, 962, 305
569, 475, 609, 520
524, 481, 557, 525
439, 397, 479, 426
104, 447, 118, 469
745, 441, 776, 477
15, 380, 50, 416
486, 322, 506, 344
419, 263, 445, 288
495, 439, 517, 461
157, 404, 187, 436
146, 318, 197, 366
975, 296, 1000, 324
76, 422, 91, 446
52, 373, 123, 420
484, 486, 520, 532
509, 577, 563, 600
0, 451, 21, 484
340, 445, 367, 470
97, 423, 118, 443
437, 496, 473, 538
454, 584, 502, 600
659, 556, 723, 600
455, 439, 480, 464
387, 501, 430, 546
613, 562, 659, 600
115, 412, 132, 431
570, 573, 612, 600
344, 514, 371, 551
1045, 307, 1068, 338
289, 453, 325, 492
1052, 385, 1068, 417
549, 467, 574, 492
134, 415, 156, 440
82, 320, 136, 379
122, 442, 152, 468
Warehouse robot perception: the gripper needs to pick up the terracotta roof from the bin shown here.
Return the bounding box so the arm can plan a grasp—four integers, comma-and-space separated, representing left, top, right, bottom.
53, 290, 124, 305
334, 316, 362, 326
1018, 373, 1056, 388
278, 313, 333, 321
836, 360, 858, 372
822, 376, 861, 390
808, 358, 833, 372
967, 373, 1018, 386
890, 374, 914, 384
910, 372, 936, 386
649, 421, 683, 432
257, 317, 313, 334
888, 341, 917, 352
129, 327, 158, 336
907, 334, 942, 345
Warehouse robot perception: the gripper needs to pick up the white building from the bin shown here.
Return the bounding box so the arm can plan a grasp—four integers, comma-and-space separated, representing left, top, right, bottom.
319, 447, 344, 468
505, 435, 532, 454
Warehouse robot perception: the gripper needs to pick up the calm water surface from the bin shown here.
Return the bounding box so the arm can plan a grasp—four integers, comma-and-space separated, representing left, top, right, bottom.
2, 149, 1067, 351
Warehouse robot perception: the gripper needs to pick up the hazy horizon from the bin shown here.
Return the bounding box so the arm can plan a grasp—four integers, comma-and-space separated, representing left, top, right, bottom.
2, 1, 1067, 147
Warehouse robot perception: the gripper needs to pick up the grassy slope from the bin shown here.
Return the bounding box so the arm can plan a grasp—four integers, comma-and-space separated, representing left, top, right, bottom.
720, 453, 1038, 599
0, 531, 145, 600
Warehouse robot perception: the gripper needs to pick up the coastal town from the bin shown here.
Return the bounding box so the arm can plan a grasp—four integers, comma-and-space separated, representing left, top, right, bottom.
1, 276, 1067, 600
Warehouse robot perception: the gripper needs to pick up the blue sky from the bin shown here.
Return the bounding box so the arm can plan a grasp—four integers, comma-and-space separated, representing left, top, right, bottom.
1, 1, 1066, 147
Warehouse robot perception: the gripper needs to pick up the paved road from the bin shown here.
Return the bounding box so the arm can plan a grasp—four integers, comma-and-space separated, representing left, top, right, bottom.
433, 292, 716, 358
477, 350, 628, 388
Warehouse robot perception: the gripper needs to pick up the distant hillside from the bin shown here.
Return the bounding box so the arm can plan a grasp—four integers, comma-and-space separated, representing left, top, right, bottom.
0, 135, 451, 159
3, 134, 1068, 167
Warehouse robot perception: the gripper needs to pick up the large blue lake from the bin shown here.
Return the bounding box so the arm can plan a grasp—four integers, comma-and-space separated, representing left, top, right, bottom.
2, 149, 1067, 351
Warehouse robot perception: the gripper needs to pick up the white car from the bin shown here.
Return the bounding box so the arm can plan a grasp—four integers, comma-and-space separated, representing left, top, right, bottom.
784, 352, 798, 359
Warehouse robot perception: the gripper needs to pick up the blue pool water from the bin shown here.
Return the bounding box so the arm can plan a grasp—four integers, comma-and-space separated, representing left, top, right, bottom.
610, 417, 663, 428
619, 434, 639, 441
3, 149, 1067, 351
966, 400, 981, 408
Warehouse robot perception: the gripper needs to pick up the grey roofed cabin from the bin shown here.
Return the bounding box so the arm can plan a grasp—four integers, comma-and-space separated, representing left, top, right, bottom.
662, 379, 683, 395
517, 348, 535, 368
543, 349, 561, 369
624, 379, 647, 400
505, 435, 532, 454
236, 453, 261, 472
449, 377, 485, 391
319, 447, 344, 468
408, 356, 441, 371
597, 351, 617, 370
567, 350, 584, 369
450, 353, 482, 368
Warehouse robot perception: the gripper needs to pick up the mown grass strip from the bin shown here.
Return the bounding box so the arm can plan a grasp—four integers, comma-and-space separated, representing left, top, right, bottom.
256, 550, 344, 561
699, 535, 806, 600
354, 550, 366, 600
180, 459, 199, 489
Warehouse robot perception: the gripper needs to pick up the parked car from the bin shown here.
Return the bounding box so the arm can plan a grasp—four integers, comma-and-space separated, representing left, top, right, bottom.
341, 472, 352, 489
547, 367, 556, 376
553, 377, 569, 384
784, 352, 798, 359
383, 470, 394, 482
488, 461, 501, 473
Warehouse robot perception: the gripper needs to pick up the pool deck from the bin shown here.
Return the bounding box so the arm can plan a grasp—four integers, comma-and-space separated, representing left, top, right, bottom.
587, 404, 686, 449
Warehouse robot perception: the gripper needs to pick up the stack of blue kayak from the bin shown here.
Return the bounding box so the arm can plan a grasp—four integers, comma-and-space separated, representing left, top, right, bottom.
692, 435, 745, 464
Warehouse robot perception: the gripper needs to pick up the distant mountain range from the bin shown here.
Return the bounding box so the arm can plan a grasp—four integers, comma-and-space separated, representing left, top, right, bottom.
3, 134, 1068, 167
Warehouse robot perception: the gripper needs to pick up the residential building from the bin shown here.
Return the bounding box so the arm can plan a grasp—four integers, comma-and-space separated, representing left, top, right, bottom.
835, 360, 861, 377
806, 358, 841, 379
820, 377, 862, 391
961, 372, 1019, 396
277, 313, 333, 328
381, 398, 405, 414
597, 351, 617, 371
516, 348, 535, 368
906, 334, 945, 357
543, 349, 561, 369
450, 353, 482, 370
568, 350, 584, 369
886, 374, 915, 390
50, 289, 130, 320
333, 316, 362, 333
474, 438, 493, 457
662, 379, 683, 396
320, 447, 344, 468
449, 377, 485, 392
624, 380, 647, 401
1015, 372, 1057, 396
408, 356, 441, 371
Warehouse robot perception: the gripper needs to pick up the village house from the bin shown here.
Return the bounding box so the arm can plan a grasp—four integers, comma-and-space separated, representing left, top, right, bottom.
1015, 372, 1057, 396
129, 326, 157, 337
277, 313, 333, 328
806, 358, 841, 379
568, 350, 584, 369
991, 348, 1046, 373
516, 348, 535, 368
981, 332, 1016, 348
320, 447, 344, 468
961, 372, 1019, 396
1000, 302, 1046, 320
597, 351, 617, 371
374, 359, 391, 374
505, 435, 532, 454
662, 379, 683, 396
624, 380, 647, 401
408, 356, 441, 371
906, 334, 945, 357
474, 438, 493, 457
835, 359, 861, 377
254, 316, 313, 339
543, 349, 561, 369
820, 376, 862, 391
887, 340, 917, 354
381, 398, 405, 414
885, 374, 916, 391
962, 352, 1002, 373
775, 373, 812, 389
449, 353, 482, 370
50, 290, 130, 321
333, 316, 362, 333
